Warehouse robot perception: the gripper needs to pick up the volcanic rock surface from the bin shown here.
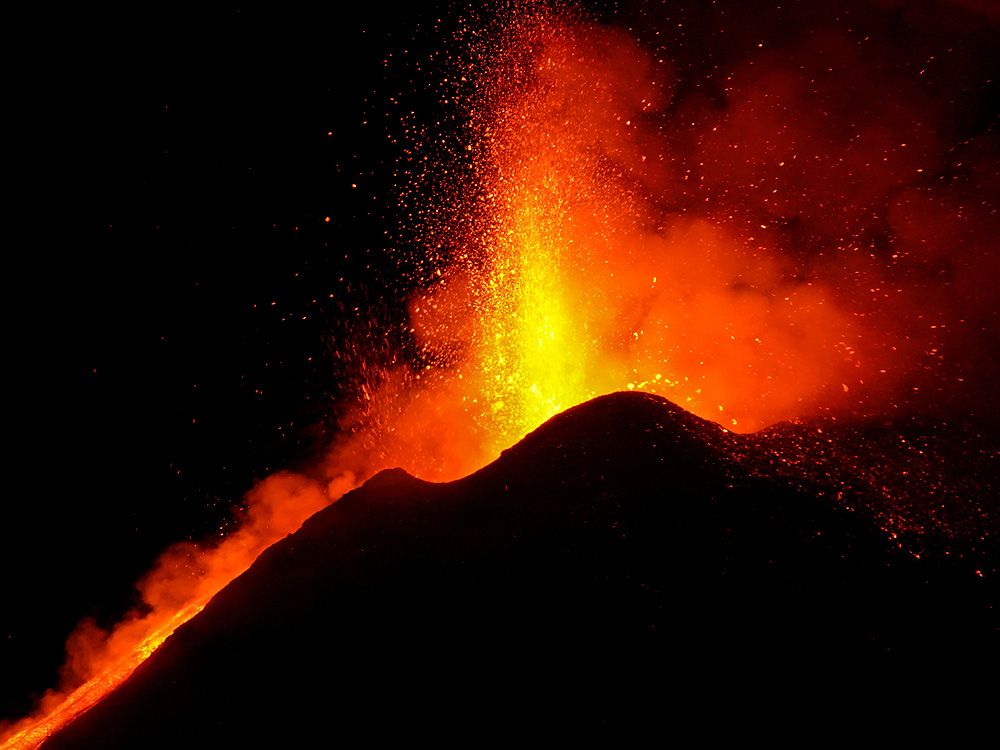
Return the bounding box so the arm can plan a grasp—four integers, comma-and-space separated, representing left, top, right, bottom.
45, 393, 997, 745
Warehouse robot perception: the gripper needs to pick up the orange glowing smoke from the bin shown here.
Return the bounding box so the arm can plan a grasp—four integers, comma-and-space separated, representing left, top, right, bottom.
5, 1, 998, 746
394, 0, 998, 445
450, 16, 860, 435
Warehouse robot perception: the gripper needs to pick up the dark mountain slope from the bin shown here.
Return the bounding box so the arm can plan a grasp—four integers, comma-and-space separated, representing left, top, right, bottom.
45, 393, 997, 745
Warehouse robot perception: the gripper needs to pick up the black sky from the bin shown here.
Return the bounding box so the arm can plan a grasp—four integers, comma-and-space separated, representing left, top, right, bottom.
4, 3, 448, 719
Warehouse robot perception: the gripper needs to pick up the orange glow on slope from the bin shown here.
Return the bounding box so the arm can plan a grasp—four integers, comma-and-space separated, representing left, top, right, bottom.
0, 473, 334, 749
0, 602, 204, 749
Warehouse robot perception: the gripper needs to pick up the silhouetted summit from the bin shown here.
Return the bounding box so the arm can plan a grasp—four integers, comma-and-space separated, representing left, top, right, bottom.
46, 393, 997, 746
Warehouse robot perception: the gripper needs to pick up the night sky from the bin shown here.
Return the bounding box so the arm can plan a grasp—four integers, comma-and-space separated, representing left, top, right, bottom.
4, 4, 444, 718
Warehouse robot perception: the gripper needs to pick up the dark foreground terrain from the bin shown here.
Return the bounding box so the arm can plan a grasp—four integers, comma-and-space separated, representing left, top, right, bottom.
45, 393, 997, 744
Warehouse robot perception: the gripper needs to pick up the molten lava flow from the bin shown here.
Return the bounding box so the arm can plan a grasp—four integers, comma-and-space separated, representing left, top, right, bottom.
5, 1, 997, 746
0, 473, 335, 749
0, 602, 204, 749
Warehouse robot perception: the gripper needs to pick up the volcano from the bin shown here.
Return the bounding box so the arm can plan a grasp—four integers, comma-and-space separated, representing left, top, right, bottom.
37, 393, 997, 746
